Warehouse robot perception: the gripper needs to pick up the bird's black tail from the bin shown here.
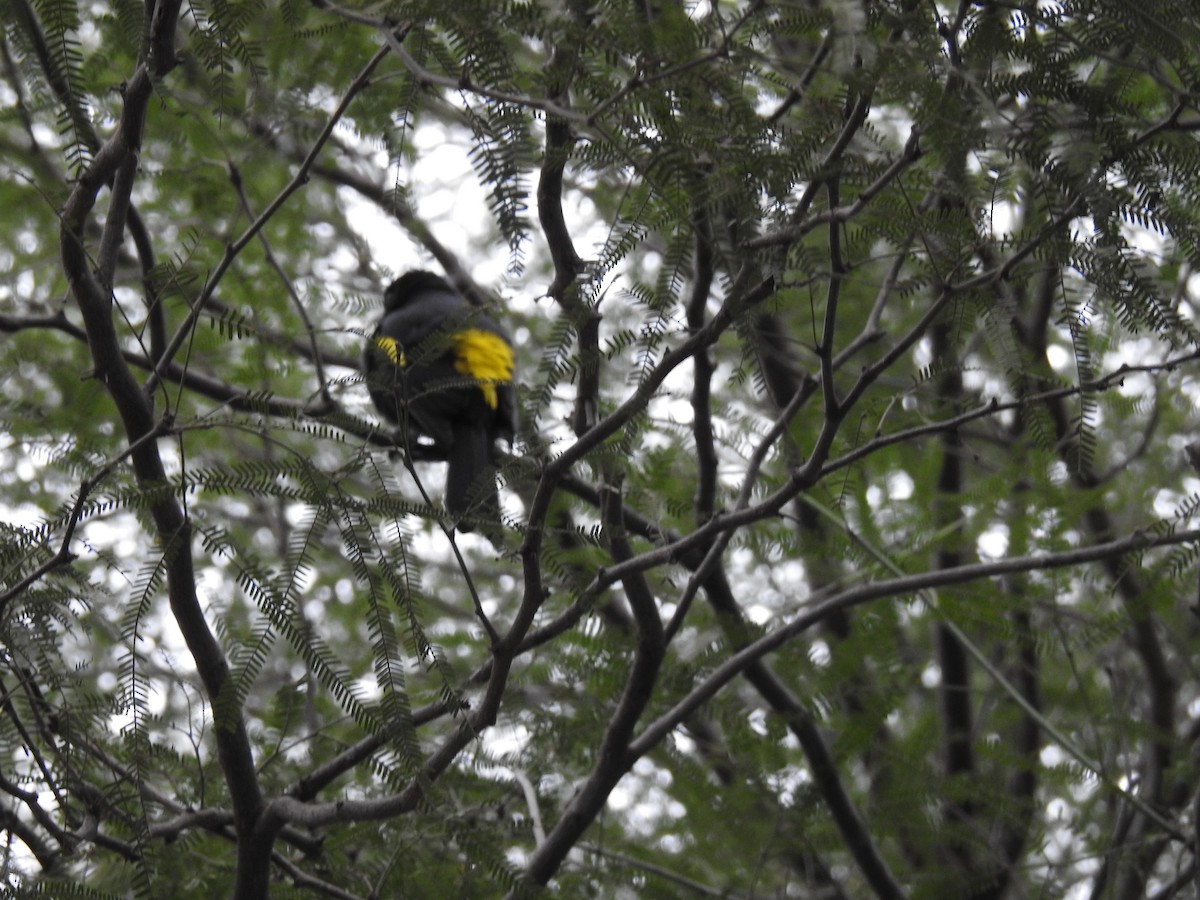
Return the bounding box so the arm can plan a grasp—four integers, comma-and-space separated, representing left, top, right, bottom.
445, 421, 500, 533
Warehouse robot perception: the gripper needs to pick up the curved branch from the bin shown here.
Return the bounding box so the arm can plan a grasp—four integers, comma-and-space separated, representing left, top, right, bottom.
144, 41, 394, 399
228, 163, 333, 410
56, 3, 271, 895
628, 525, 1200, 768
516, 479, 665, 892
0, 417, 172, 614
0, 804, 59, 870
301, 155, 485, 303
0, 311, 335, 420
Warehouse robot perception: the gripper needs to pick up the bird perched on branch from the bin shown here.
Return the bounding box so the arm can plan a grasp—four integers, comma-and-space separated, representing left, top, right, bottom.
364, 270, 517, 533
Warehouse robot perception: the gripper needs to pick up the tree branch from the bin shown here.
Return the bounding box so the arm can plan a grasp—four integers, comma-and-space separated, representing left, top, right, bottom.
144, 40, 394, 400
0, 417, 171, 614
516, 478, 665, 891
688, 209, 718, 522
628, 525, 1200, 763
55, 3, 272, 894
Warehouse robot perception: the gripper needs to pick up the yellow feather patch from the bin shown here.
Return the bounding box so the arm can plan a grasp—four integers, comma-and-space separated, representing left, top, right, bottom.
452, 329, 514, 410
374, 335, 406, 367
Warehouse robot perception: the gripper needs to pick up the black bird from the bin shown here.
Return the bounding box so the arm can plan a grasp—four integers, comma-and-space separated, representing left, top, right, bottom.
364, 271, 517, 532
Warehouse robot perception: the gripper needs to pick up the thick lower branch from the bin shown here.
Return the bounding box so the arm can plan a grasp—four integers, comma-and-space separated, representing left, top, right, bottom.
56, 10, 270, 897
515, 481, 665, 892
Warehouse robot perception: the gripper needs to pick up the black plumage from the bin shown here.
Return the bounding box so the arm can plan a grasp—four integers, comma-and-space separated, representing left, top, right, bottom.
364, 271, 517, 532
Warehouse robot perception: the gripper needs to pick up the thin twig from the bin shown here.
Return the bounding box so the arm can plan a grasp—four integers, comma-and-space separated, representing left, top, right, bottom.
0, 418, 173, 614
228, 163, 332, 410
144, 40, 395, 398
629, 524, 1200, 762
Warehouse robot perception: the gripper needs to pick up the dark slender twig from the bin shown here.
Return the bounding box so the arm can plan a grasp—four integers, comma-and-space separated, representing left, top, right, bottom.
688, 209, 718, 522
298, 156, 482, 301
8, 0, 100, 154
284, 699, 451, 801
0, 312, 359, 410
434, 344, 1197, 626
532, 56, 597, 440
662, 377, 815, 645
0, 805, 58, 870
144, 41, 395, 399
992, 578, 1041, 893
1013, 260, 1180, 900
536, 277, 777, 490
579, 841, 763, 899
766, 31, 835, 124
228, 163, 333, 410
0, 669, 68, 819
0, 36, 41, 148
250, 515, 1200, 851
818, 177, 844, 420
667, 335, 907, 900
784, 90, 878, 232
270, 850, 365, 900
0, 771, 71, 853
0, 418, 173, 614
73, 731, 323, 855
515, 478, 665, 893
443, 526, 501, 646
628, 524, 1200, 765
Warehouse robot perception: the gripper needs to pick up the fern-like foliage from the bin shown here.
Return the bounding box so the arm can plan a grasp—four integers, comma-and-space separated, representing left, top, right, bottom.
5, 0, 1200, 896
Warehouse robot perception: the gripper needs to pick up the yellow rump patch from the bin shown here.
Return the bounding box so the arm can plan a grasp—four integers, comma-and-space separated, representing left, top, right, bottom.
452, 328, 514, 410
374, 335, 405, 367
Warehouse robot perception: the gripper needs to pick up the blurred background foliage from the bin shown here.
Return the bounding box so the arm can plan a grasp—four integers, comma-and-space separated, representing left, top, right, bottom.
2, 0, 1200, 897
